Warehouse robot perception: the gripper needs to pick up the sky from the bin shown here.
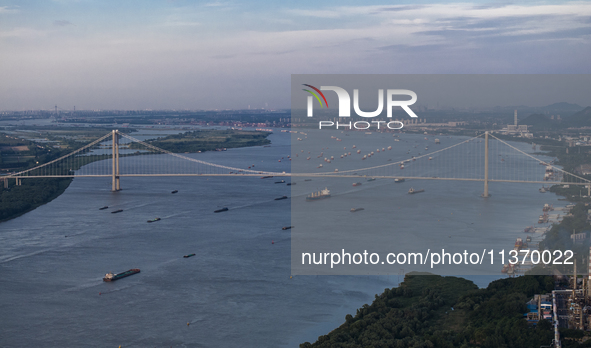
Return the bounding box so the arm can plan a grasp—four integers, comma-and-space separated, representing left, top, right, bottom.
0, 0, 590, 110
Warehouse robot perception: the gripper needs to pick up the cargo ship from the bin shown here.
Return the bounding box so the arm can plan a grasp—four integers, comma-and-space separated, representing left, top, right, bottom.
275, 180, 285, 184
367, 178, 376, 182
214, 207, 229, 213
147, 218, 161, 223
282, 226, 293, 230
350, 208, 364, 212
352, 182, 362, 186
183, 253, 196, 258
275, 196, 288, 200
171, 190, 178, 194
261, 176, 273, 179
394, 178, 405, 183
306, 188, 331, 201
99, 206, 108, 210
408, 188, 424, 194
111, 209, 123, 214
103, 268, 140, 282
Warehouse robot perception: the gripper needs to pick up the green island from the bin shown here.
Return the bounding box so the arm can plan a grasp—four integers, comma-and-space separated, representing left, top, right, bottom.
130, 129, 271, 153
0, 128, 271, 223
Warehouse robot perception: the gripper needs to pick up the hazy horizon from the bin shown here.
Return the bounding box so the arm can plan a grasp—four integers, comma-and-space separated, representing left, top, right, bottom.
1, 1, 590, 110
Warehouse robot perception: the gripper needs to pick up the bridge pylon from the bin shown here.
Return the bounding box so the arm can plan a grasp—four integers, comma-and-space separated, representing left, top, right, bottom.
112, 130, 121, 192
482, 131, 489, 198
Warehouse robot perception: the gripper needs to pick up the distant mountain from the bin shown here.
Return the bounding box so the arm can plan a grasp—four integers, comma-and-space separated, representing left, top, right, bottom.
565, 106, 591, 127
543, 102, 583, 112
520, 113, 559, 130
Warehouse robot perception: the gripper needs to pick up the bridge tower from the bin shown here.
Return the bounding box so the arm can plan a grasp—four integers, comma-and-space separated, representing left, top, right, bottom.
111, 130, 120, 191
482, 131, 489, 198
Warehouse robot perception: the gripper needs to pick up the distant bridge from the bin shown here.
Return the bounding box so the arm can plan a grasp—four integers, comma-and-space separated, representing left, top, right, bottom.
3, 130, 590, 197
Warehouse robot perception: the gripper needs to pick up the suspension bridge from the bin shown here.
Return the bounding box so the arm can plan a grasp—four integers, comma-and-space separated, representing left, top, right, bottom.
2, 130, 590, 197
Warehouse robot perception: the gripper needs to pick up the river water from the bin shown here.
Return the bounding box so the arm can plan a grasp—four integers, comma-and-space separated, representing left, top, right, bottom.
0, 128, 564, 347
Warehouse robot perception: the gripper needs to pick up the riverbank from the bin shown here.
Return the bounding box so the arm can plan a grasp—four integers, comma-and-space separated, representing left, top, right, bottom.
0, 128, 272, 223
129, 129, 271, 153
301, 273, 554, 347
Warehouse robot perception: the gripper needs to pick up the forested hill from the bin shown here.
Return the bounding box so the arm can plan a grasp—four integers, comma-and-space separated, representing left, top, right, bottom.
301, 273, 555, 348
565, 106, 591, 127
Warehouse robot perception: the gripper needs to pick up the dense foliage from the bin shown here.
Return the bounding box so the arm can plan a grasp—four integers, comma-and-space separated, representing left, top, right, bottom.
0, 178, 71, 222
302, 274, 554, 348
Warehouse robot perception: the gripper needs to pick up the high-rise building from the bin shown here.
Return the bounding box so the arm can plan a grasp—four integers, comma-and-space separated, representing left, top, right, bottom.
514, 110, 517, 126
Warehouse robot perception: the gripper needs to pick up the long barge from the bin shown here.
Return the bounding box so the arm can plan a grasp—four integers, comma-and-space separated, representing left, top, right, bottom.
103, 268, 140, 282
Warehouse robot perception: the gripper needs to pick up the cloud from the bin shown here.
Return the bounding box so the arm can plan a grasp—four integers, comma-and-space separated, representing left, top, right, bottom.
53, 20, 74, 27
1, 1, 590, 110
0, 6, 19, 14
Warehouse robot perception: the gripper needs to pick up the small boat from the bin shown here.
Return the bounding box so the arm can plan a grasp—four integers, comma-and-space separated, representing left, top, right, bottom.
350, 208, 364, 212
352, 182, 362, 186
171, 190, 178, 194
367, 178, 376, 182
99, 206, 109, 210
275, 180, 285, 184
394, 178, 405, 183
408, 188, 424, 194
275, 196, 288, 200
287, 183, 295, 186
214, 207, 229, 213
304, 179, 312, 181
282, 226, 293, 230
261, 176, 273, 179
147, 218, 161, 223
111, 209, 123, 214
183, 253, 196, 258
539, 187, 547, 193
